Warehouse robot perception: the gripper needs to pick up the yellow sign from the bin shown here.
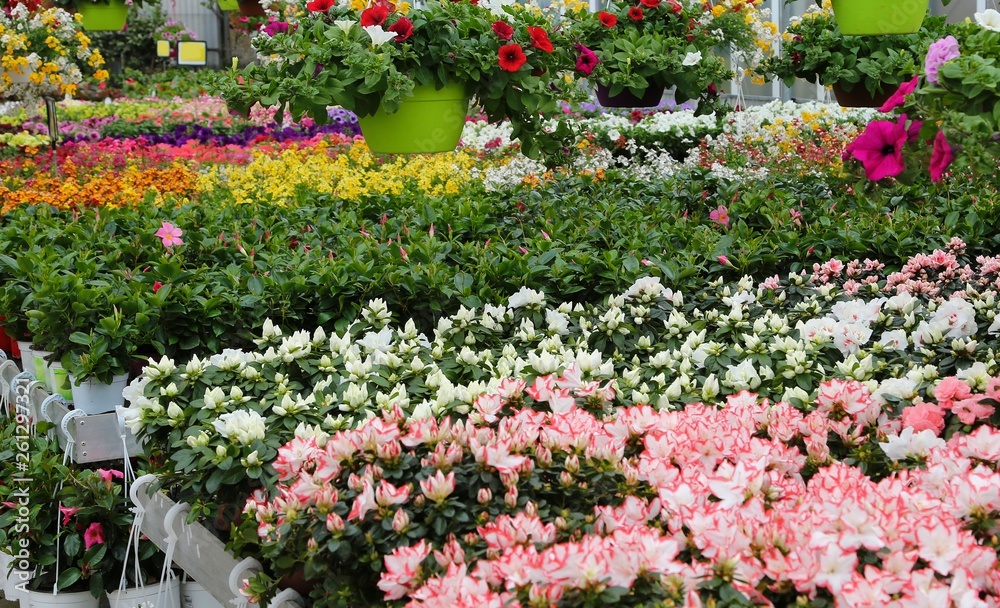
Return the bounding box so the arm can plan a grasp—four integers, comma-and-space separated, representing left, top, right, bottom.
156, 40, 170, 58
177, 41, 208, 66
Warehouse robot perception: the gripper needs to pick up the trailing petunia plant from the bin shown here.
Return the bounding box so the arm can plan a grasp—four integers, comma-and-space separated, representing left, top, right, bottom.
846, 15, 999, 183
567, 0, 768, 112
215, 0, 586, 158
756, 5, 951, 101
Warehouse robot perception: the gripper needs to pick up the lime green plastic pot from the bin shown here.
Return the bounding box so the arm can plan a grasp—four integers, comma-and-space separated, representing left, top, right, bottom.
218, 0, 240, 10
77, 0, 130, 32
358, 83, 469, 154
831, 0, 928, 34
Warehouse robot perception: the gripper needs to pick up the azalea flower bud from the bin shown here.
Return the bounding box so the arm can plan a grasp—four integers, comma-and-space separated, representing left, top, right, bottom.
524, 501, 537, 517
477, 488, 492, 505
326, 512, 345, 534
504, 485, 518, 508
186, 430, 209, 448
215, 445, 227, 461
391, 508, 410, 533
564, 454, 580, 474
559, 471, 574, 487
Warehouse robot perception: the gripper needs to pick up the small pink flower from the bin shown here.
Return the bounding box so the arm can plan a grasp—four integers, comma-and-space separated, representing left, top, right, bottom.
155, 221, 184, 248
98, 469, 124, 483
924, 36, 960, 84
59, 506, 79, 526
152, 281, 163, 293
901, 403, 946, 436
929, 130, 954, 183
718, 255, 730, 266
709, 205, 731, 228
84, 522, 105, 549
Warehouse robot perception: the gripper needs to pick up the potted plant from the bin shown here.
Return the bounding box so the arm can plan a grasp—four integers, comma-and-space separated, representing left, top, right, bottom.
215, 0, 583, 158
567, 0, 762, 110
0, 5, 110, 101
830, 0, 944, 35
47, 0, 149, 32
847, 15, 1000, 183
755, 6, 950, 107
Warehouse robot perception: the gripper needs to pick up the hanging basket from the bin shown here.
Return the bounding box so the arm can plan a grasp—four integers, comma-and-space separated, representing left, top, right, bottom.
25, 588, 101, 608
830, 0, 928, 35
831, 82, 894, 108
217, 0, 239, 10
77, 0, 130, 31
69, 372, 130, 415
357, 83, 470, 154
595, 83, 665, 108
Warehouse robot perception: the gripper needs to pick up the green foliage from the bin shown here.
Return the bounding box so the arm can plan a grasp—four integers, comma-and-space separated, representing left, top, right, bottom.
88, 8, 169, 73
756, 9, 951, 96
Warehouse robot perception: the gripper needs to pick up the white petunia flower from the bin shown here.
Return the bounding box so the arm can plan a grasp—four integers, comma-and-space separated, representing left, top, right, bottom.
682, 51, 702, 66
974, 8, 1000, 31
335, 19, 357, 33
363, 25, 398, 47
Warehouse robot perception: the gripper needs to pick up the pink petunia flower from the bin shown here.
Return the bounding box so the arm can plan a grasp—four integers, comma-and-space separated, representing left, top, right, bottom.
924, 36, 960, 84
929, 130, 954, 183
849, 119, 907, 181
84, 522, 105, 549
155, 221, 184, 248
878, 76, 919, 113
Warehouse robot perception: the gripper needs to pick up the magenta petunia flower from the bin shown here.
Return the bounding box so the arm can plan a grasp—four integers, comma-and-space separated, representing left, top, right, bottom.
849, 119, 908, 181
155, 221, 184, 248
574, 44, 599, 76
924, 36, 960, 84
929, 130, 954, 183
878, 76, 919, 113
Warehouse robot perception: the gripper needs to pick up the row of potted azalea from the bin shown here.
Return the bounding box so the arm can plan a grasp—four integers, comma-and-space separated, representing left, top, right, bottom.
118, 265, 1000, 605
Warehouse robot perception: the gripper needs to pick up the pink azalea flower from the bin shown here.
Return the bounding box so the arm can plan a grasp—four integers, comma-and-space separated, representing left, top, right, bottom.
849, 119, 907, 181
84, 522, 105, 549
709, 205, 731, 228
718, 255, 730, 266
878, 76, 919, 113
155, 221, 184, 248
929, 130, 954, 183
924, 36, 960, 84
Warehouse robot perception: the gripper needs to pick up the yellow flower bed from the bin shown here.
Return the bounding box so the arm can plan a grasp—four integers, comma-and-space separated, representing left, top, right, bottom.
199, 140, 490, 205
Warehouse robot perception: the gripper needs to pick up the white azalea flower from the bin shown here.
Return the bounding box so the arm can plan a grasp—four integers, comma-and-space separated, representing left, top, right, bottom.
213, 410, 267, 445
363, 25, 398, 47
975, 8, 1000, 31
879, 427, 945, 461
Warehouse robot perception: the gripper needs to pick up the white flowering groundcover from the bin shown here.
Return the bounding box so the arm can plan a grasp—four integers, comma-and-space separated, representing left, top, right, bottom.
121, 242, 1000, 607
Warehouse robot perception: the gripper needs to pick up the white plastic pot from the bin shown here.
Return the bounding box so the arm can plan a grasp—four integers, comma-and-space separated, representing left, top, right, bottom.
180, 581, 222, 608
108, 576, 181, 608
68, 373, 129, 415
16, 340, 33, 376
25, 587, 100, 608
32, 349, 54, 392
1, 551, 31, 603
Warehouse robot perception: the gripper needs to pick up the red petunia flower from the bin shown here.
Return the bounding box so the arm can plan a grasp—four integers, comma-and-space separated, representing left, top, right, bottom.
628, 6, 643, 20
498, 43, 527, 72
527, 26, 553, 53
360, 5, 391, 26
491, 20, 514, 40
306, 0, 335, 11
598, 11, 617, 26
388, 16, 413, 42
668, 0, 683, 12
640, 0, 659, 7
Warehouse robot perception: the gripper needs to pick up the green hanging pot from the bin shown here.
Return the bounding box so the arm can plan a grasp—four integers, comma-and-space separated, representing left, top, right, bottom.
218, 0, 240, 11
830, 0, 928, 34
76, 0, 130, 31
357, 83, 469, 154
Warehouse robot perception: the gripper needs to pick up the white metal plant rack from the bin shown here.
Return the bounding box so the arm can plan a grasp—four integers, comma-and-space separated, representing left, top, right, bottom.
0, 353, 304, 608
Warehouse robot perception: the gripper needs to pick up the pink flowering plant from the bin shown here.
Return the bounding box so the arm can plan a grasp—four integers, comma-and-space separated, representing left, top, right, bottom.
847, 18, 1000, 183
0, 420, 160, 595
236, 373, 1000, 607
